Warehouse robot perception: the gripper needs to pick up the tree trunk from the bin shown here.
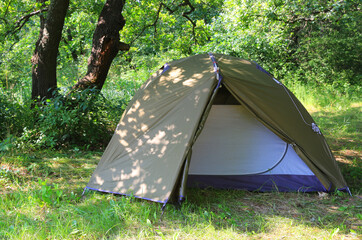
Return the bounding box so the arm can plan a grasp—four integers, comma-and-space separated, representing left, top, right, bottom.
31, 0, 69, 100
73, 0, 129, 91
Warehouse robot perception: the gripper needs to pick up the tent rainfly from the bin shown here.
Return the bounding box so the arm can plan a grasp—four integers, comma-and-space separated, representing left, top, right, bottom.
85, 53, 349, 206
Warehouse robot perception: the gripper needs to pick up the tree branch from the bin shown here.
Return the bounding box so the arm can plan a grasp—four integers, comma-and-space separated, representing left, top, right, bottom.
130, 0, 199, 46
2, 0, 11, 20
180, 0, 197, 44
129, 2, 163, 46
119, 41, 130, 51
8, 8, 48, 35
271, 1, 359, 24
0, 17, 8, 25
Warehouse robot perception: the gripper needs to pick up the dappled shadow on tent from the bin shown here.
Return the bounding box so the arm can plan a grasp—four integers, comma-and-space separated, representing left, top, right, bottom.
87, 54, 216, 202
86, 53, 349, 207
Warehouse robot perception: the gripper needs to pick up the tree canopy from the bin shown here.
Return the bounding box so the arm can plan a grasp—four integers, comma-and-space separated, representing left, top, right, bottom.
1, 0, 360, 92
0, 0, 360, 148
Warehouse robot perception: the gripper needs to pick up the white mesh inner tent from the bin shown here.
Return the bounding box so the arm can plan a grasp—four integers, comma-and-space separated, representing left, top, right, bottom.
189, 105, 314, 176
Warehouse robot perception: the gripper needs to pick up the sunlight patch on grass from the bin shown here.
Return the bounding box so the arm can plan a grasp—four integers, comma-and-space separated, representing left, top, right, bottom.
1, 92, 361, 239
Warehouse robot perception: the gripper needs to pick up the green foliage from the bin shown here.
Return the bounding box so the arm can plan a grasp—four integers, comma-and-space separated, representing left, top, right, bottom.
0, 1, 42, 41
57, 0, 103, 86
0, 90, 33, 140
0, 25, 37, 91
121, 0, 222, 56
37, 178, 64, 207
0, 88, 125, 150
0, 1, 41, 91
196, 0, 361, 90
30, 88, 122, 149
0, 0, 360, 153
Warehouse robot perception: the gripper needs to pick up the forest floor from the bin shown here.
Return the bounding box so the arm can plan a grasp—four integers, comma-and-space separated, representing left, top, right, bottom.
0, 103, 361, 239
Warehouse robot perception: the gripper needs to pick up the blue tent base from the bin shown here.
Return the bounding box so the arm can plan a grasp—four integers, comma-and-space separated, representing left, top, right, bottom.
84, 186, 168, 204
187, 174, 327, 192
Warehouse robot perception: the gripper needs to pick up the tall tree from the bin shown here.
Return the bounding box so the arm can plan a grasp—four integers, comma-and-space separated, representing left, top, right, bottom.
24, 0, 217, 96
31, 0, 69, 100
73, 0, 129, 90
73, 0, 217, 91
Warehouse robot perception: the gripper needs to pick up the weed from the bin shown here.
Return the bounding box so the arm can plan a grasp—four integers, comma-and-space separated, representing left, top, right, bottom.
36, 179, 64, 207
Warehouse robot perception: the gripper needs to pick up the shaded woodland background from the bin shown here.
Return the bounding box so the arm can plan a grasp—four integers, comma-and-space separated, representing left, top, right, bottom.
0, 0, 360, 150
0, 1, 361, 239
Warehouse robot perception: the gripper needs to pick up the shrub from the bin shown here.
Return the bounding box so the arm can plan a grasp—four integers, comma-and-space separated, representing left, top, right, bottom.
31, 88, 122, 149
0, 91, 33, 140
1, 88, 124, 151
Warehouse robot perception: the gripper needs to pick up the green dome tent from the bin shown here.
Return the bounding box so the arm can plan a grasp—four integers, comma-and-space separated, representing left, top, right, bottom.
85, 54, 349, 205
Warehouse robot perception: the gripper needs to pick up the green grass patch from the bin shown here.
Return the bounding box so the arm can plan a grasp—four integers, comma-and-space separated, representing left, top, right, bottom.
311, 103, 362, 193
1, 82, 361, 239
0, 165, 361, 239
1, 103, 361, 239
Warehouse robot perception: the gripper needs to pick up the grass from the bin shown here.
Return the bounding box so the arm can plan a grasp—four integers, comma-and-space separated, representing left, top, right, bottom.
311, 103, 361, 193
0, 162, 360, 239
1, 157, 361, 240
1, 86, 361, 239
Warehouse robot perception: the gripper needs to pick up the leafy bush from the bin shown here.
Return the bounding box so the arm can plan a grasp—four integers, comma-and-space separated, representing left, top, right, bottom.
0, 91, 33, 140
30, 88, 123, 149
194, 0, 361, 92
1, 88, 125, 151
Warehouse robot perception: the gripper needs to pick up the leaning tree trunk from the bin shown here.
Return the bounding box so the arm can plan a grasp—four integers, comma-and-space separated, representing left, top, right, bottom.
73, 0, 129, 91
31, 0, 69, 100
